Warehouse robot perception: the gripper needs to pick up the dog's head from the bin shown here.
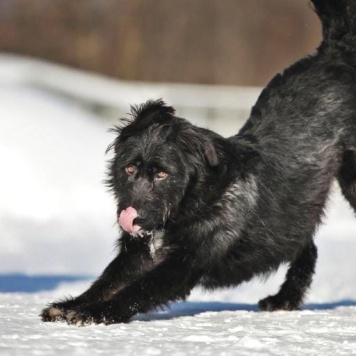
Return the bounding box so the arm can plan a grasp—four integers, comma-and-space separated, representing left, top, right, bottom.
107, 99, 219, 235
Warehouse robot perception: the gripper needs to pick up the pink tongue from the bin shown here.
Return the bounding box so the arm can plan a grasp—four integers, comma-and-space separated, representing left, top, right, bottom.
118, 207, 141, 233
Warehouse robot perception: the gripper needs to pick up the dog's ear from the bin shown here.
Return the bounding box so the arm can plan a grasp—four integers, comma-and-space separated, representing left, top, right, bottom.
178, 125, 219, 167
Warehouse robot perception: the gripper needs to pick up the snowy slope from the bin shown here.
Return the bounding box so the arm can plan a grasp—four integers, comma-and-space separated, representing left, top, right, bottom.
1, 57, 356, 355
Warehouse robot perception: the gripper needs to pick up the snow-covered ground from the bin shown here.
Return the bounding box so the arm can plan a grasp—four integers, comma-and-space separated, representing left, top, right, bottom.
2, 285, 356, 356
1, 56, 356, 355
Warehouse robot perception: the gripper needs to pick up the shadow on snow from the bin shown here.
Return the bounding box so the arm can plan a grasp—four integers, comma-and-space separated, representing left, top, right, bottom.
0, 274, 91, 293
0, 274, 355, 321
134, 300, 356, 321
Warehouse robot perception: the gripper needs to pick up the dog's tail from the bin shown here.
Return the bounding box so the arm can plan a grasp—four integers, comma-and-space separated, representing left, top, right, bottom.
311, 0, 356, 46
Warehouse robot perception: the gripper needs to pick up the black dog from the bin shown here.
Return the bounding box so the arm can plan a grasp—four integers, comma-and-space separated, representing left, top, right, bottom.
41, 0, 356, 325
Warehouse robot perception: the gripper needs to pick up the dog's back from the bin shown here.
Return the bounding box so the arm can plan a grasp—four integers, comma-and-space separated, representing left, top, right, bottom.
239, 0, 356, 172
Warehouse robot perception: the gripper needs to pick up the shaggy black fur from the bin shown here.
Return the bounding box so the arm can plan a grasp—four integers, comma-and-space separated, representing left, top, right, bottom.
41, 0, 356, 325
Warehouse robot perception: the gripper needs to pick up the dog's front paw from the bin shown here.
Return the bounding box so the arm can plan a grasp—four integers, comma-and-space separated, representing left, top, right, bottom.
40, 303, 101, 325
41, 304, 67, 322
40, 298, 86, 323
65, 303, 130, 326
41, 299, 131, 325
65, 305, 105, 326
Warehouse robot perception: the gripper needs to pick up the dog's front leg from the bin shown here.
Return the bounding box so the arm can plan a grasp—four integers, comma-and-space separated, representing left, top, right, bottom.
64, 252, 201, 325
41, 235, 156, 322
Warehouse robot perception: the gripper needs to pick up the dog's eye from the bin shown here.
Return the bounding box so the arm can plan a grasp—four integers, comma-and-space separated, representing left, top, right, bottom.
125, 165, 136, 175
156, 171, 168, 180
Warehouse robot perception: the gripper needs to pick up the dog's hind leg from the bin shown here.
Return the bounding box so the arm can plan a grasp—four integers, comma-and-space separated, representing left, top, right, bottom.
259, 241, 317, 311
337, 150, 356, 211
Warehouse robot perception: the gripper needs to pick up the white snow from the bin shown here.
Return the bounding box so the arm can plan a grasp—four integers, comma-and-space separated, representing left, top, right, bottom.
2, 289, 356, 356
0, 82, 116, 275
1, 56, 356, 355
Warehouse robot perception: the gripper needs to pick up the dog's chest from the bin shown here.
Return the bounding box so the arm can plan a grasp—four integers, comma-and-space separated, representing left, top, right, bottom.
149, 230, 164, 258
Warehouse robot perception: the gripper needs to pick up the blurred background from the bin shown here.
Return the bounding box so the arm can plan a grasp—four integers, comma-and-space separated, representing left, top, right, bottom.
0, 0, 320, 85
1, 0, 355, 304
